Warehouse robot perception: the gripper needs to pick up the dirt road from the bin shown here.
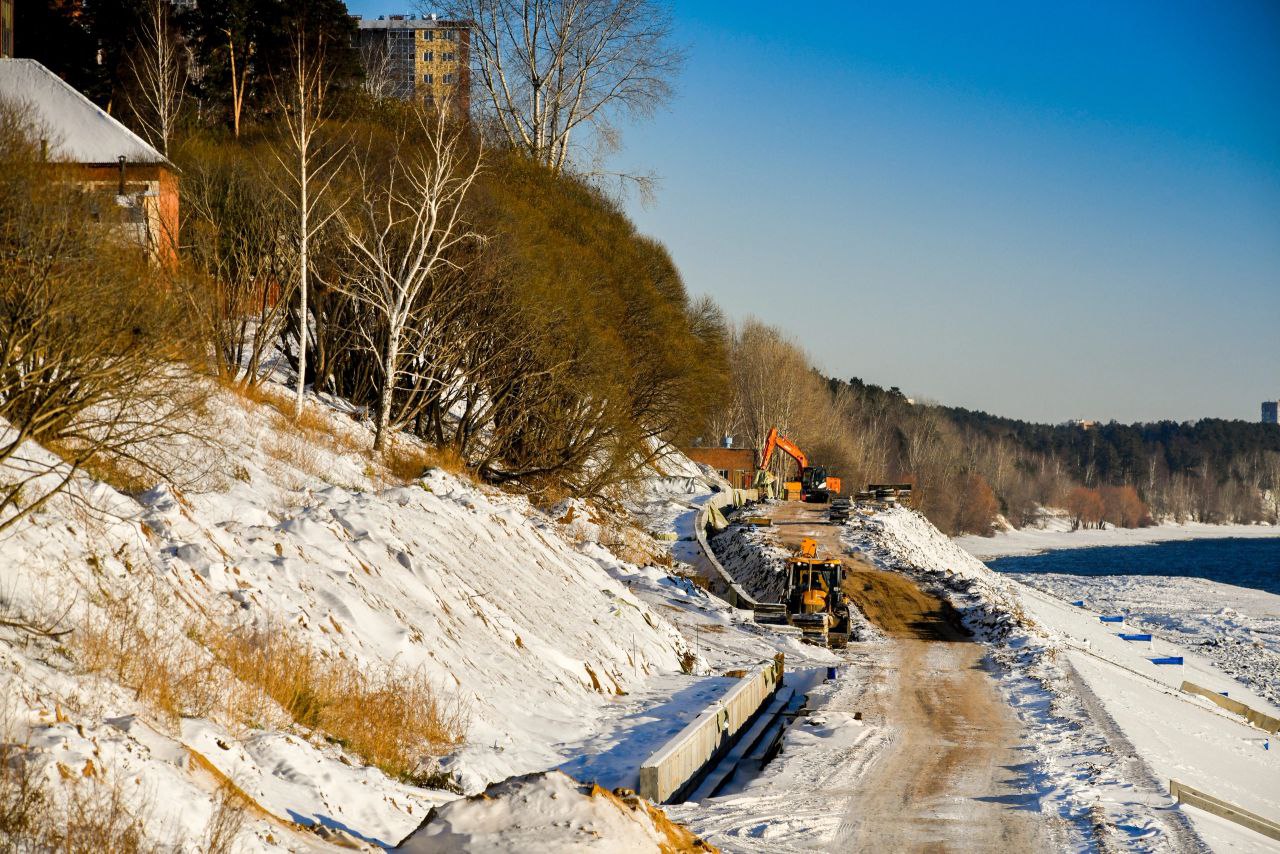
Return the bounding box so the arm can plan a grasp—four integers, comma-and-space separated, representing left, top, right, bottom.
766, 502, 1056, 852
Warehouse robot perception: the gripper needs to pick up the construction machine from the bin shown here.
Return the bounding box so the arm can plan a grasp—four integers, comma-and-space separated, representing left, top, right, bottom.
783, 539, 851, 648
759, 427, 842, 502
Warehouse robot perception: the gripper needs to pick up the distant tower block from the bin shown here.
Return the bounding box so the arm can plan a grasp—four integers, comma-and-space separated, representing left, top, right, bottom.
1, 0, 12, 58
1264, 401, 1279, 424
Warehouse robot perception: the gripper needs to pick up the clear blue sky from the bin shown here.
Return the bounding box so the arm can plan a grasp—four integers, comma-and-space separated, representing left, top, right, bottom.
357, 1, 1280, 423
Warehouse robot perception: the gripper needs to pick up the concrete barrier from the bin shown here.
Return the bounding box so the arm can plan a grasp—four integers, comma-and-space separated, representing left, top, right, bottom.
1181, 681, 1280, 734
638, 653, 783, 804
691, 489, 760, 610
1169, 779, 1280, 841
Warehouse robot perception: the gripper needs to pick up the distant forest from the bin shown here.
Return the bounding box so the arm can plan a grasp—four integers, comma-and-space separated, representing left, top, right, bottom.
942, 403, 1280, 525
828, 375, 1280, 530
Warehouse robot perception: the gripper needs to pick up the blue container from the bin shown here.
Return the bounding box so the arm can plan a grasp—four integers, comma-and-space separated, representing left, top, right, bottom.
1118, 633, 1153, 642
1099, 615, 1125, 623
1071, 600, 1085, 607
1150, 656, 1184, 666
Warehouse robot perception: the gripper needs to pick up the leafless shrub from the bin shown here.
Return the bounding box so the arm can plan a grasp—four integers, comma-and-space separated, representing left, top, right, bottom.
200, 779, 250, 854
0, 99, 206, 530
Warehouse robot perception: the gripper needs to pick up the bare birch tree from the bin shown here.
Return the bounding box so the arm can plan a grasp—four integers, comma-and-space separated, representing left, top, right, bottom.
127, 0, 187, 157
335, 105, 484, 451
272, 32, 347, 419
359, 39, 398, 100
224, 27, 251, 138
444, 0, 682, 175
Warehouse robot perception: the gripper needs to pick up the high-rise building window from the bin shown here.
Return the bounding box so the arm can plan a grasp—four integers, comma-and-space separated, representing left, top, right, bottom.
443, 73, 455, 84
441, 29, 455, 41
442, 52, 456, 62
423, 73, 433, 84
423, 30, 434, 40
423, 51, 433, 61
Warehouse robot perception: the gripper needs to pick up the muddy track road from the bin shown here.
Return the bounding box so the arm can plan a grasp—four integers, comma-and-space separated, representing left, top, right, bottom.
766, 502, 1057, 852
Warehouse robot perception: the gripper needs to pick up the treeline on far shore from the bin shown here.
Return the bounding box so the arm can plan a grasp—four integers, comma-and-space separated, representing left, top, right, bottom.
700, 323, 1278, 537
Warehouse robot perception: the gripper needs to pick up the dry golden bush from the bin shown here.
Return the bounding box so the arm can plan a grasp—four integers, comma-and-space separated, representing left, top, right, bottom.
381, 440, 469, 484
44, 440, 157, 496
202, 625, 468, 783
0, 740, 47, 847
73, 596, 220, 723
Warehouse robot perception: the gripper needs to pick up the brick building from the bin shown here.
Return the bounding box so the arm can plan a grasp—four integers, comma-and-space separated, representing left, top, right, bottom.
0, 59, 179, 265
682, 447, 758, 490
354, 14, 470, 112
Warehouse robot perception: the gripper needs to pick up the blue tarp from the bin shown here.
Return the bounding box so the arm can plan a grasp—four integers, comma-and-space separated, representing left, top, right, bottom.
1118, 633, 1153, 642
1099, 615, 1125, 623
1151, 656, 1184, 666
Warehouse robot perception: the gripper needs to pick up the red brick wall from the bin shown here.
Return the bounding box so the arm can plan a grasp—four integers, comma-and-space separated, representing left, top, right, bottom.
682, 448, 757, 488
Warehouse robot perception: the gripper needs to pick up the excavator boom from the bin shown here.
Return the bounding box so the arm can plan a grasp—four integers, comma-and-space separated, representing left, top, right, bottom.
759, 427, 808, 471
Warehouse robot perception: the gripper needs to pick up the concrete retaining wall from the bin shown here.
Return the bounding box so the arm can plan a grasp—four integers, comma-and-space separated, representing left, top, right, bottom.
638, 653, 783, 804
692, 489, 760, 610
1170, 779, 1280, 841
1181, 681, 1280, 734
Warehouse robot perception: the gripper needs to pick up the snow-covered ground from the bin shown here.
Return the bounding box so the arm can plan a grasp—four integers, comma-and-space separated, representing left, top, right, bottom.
846, 508, 1280, 853
0, 384, 757, 851
8, 375, 1279, 851
1008, 573, 1280, 708
957, 512, 1278, 560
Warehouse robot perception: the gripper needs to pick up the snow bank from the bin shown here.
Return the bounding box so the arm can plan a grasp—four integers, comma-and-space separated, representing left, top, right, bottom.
1011, 573, 1280, 708
396, 770, 715, 852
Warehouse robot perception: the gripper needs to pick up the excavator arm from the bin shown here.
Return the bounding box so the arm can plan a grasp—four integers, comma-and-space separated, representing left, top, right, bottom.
759, 426, 808, 471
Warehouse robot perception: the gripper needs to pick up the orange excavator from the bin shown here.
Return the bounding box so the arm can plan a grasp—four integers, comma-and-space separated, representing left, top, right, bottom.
759, 427, 841, 502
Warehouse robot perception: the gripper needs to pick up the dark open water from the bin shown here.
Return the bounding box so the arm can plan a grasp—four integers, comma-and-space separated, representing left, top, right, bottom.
986, 536, 1280, 597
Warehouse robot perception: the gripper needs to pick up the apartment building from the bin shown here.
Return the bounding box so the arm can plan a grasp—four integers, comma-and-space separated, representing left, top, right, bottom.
354, 14, 469, 112
1, 0, 13, 58
1264, 401, 1279, 425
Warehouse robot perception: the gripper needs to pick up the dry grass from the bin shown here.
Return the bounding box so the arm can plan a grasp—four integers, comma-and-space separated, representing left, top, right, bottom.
224, 378, 472, 489
0, 738, 162, 854
73, 595, 221, 724
200, 779, 250, 854
381, 440, 469, 484
44, 440, 156, 496
202, 625, 469, 783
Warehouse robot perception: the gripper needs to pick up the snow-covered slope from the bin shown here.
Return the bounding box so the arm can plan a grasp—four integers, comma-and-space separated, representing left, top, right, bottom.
0, 383, 702, 850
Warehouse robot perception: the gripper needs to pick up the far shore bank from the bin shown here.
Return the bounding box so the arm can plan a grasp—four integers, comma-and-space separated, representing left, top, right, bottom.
955, 519, 1279, 560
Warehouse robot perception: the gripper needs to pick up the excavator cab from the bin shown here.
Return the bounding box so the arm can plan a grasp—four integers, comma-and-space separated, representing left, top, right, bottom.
800, 466, 830, 503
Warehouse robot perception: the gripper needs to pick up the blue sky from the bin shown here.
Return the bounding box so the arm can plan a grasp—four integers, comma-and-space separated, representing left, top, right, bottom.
357, 1, 1280, 423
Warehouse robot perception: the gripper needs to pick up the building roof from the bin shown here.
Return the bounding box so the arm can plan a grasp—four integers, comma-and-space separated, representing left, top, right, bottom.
355, 14, 465, 30
0, 58, 168, 166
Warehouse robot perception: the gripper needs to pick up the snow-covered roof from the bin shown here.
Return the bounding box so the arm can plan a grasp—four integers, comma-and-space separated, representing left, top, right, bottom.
0, 58, 169, 166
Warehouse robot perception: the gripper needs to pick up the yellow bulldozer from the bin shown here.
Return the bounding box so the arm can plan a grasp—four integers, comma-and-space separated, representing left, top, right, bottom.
783, 539, 850, 648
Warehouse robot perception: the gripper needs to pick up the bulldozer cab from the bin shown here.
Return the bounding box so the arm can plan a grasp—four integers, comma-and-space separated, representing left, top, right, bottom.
787, 557, 843, 615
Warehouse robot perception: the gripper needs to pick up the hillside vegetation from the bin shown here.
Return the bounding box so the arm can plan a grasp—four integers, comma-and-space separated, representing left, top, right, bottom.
704, 323, 1278, 536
